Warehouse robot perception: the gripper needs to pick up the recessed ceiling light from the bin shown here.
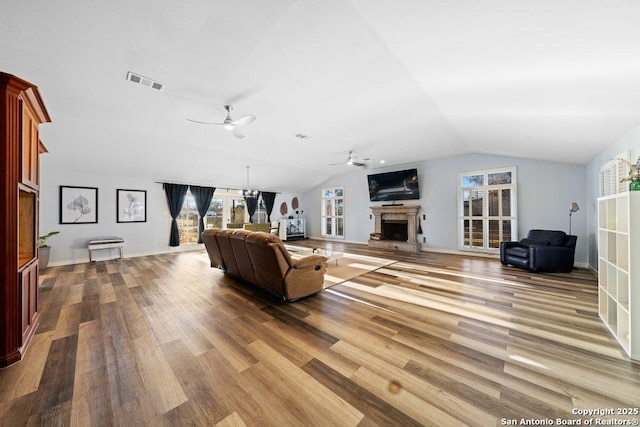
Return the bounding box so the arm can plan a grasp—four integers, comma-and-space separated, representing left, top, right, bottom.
379, 160, 386, 164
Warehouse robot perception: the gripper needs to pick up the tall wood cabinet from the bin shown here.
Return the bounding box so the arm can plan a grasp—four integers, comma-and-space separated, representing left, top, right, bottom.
1, 72, 51, 368
598, 192, 640, 360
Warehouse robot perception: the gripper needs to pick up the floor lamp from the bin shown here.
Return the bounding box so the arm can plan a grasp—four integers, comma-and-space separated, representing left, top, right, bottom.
569, 202, 579, 235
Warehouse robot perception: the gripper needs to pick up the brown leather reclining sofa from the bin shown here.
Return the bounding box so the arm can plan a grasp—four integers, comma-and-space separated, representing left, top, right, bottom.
201, 228, 328, 301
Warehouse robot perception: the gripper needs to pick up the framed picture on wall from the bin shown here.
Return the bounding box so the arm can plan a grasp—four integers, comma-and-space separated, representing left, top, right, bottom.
59, 185, 98, 224
117, 189, 147, 223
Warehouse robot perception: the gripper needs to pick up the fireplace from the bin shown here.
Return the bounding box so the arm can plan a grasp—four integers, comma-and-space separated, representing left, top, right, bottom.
369, 205, 421, 252
382, 220, 408, 241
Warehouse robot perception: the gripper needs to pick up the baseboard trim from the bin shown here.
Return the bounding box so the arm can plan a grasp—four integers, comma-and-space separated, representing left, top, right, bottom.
47, 245, 205, 267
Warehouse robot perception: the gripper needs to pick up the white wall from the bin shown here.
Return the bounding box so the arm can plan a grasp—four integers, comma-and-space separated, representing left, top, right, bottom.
39, 159, 298, 266
303, 153, 588, 264
585, 124, 640, 268
40, 150, 591, 266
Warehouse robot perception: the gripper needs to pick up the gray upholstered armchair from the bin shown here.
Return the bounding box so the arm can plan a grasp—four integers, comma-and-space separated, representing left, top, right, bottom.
500, 229, 577, 273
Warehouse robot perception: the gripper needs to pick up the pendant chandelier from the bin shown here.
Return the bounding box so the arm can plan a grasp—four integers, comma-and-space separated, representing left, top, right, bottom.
239, 166, 258, 198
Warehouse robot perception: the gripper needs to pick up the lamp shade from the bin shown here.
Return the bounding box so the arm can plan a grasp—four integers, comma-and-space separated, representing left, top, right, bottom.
570, 202, 580, 213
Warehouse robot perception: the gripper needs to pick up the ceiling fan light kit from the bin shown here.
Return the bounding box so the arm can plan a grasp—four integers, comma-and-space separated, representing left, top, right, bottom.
330, 150, 369, 168
187, 105, 256, 139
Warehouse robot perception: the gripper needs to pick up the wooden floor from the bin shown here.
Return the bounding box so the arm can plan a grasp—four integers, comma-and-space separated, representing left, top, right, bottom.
1, 240, 639, 426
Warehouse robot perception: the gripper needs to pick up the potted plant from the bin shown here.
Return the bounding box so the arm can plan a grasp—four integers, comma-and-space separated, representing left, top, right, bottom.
620, 156, 640, 191
38, 231, 59, 270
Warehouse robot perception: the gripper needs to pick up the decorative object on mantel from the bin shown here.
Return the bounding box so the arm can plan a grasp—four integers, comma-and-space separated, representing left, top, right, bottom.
38, 231, 60, 270
280, 202, 288, 216
239, 166, 259, 198
619, 156, 640, 191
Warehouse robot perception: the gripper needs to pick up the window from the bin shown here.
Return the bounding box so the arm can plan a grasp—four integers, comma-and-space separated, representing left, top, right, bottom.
175, 191, 273, 245
177, 189, 199, 244
228, 197, 246, 224
321, 187, 344, 239
458, 168, 517, 253
205, 197, 224, 229
254, 198, 268, 224
599, 151, 631, 196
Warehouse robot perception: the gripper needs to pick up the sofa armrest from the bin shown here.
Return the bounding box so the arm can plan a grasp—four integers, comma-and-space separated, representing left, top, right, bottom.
284, 255, 328, 300
500, 241, 521, 265
529, 245, 575, 273
292, 255, 328, 269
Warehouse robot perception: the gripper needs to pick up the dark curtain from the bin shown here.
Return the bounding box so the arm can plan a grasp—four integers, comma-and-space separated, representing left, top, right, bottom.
261, 192, 276, 222
245, 192, 260, 223
163, 183, 188, 247
190, 185, 216, 243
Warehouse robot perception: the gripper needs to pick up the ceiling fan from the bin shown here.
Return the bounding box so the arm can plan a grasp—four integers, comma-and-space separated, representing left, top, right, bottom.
187, 105, 256, 139
330, 150, 369, 168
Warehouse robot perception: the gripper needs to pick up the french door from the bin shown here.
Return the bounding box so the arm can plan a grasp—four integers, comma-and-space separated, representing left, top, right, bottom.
321, 187, 344, 239
458, 168, 517, 253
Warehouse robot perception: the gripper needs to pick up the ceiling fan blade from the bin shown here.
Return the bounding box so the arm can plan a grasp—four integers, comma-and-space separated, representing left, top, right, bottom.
231, 128, 245, 139
352, 162, 367, 167
186, 119, 226, 126
231, 114, 256, 126
329, 162, 346, 166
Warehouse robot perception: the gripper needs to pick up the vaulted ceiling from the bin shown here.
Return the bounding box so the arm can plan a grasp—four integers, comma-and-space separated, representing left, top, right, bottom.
2, 0, 640, 192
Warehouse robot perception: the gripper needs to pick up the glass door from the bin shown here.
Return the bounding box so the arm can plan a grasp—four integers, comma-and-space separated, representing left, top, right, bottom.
205, 197, 224, 229
459, 169, 517, 253
228, 198, 246, 225
321, 187, 344, 239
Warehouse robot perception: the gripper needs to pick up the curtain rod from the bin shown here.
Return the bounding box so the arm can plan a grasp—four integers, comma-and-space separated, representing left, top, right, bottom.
155, 181, 280, 194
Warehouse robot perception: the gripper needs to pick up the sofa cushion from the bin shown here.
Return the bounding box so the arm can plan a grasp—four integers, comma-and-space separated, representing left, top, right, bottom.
243, 223, 271, 233
518, 238, 549, 247
505, 245, 529, 259
230, 230, 257, 283
202, 229, 224, 269
216, 229, 241, 277
526, 229, 566, 246
245, 232, 291, 295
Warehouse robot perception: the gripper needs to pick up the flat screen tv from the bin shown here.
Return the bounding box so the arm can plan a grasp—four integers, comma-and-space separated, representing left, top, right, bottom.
367, 168, 419, 202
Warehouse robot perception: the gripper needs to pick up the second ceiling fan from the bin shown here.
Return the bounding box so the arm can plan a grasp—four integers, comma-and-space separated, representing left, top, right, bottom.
187, 105, 256, 139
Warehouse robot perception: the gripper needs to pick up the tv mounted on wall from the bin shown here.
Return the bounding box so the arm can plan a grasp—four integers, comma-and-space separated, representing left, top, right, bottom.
367, 168, 420, 202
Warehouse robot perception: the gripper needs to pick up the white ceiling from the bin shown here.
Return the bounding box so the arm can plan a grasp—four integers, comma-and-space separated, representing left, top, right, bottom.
2, 0, 640, 193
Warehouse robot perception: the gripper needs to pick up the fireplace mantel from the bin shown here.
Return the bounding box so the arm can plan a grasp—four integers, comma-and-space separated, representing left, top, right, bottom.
369, 205, 421, 252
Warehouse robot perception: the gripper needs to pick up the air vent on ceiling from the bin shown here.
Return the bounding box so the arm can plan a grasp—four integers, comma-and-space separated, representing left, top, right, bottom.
126, 72, 164, 91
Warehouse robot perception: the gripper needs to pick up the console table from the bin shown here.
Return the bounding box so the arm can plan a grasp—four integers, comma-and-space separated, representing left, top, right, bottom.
88, 237, 124, 262
279, 219, 306, 241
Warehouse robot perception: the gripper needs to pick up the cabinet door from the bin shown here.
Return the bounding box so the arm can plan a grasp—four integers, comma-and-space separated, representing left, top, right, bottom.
21, 105, 39, 189
20, 261, 38, 346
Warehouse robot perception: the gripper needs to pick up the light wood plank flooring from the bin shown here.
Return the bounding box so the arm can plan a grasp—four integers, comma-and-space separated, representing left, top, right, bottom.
1, 240, 639, 426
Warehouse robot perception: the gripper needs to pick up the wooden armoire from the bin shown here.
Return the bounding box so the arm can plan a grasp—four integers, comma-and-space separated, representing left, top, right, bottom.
0, 72, 51, 368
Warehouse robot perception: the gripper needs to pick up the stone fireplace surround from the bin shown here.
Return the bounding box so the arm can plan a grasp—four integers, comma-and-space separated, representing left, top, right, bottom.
368, 205, 421, 252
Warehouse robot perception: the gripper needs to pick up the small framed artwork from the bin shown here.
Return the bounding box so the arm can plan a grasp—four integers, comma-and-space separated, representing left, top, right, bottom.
117, 189, 147, 223
60, 185, 98, 224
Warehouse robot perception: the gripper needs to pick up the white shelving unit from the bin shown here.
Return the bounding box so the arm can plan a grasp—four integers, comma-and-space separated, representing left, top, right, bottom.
598, 192, 640, 360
